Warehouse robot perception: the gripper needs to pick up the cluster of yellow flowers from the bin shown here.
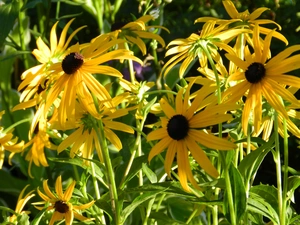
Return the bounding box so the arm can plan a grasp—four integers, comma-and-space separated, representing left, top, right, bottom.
2, 0, 300, 224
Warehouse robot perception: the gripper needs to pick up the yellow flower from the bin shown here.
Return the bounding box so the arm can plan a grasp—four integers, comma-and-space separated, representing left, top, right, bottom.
224, 25, 300, 135
108, 14, 168, 55
253, 104, 300, 140
44, 34, 142, 128
147, 82, 237, 191
161, 20, 243, 79
195, 0, 287, 45
23, 129, 57, 178
0, 111, 24, 169
33, 176, 95, 225
54, 97, 134, 163
18, 19, 85, 105
9, 185, 35, 223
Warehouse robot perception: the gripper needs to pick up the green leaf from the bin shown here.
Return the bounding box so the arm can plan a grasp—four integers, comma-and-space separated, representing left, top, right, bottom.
0, 170, 27, 195
30, 207, 47, 225
48, 157, 104, 180
290, 214, 300, 225
142, 163, 157, 183
223, 164, 247, 224
125, 182, 197, 199
248, 184, 280, 224
150, 212, 185, 225
238, 133, 274, 184
287, 176, 300, 203
0, 0, 19, 48
94, 199, 114, 221
21, 0, 43, 10
121, 191, 162, 223
118, 155, 148, 189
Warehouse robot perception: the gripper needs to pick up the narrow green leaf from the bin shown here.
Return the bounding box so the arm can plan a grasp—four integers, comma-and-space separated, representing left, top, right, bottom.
94, 199, 114, 221
142, 163, 157, 183
125, 182, 197, 199
224, 164, 247, 224
48, 157, 104, 179
248, 192, 279, 224
287, 176, 300, 202
238, 133, 274, 183
150, 212, 185, 225
118, 155, 148, 188
30, 207, 47, 225
0, 0, 19, 48
121, 191, 161, 223
249, 184, 280, 224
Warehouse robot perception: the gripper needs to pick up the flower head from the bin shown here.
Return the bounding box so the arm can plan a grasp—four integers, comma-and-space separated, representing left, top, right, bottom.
9, 185, 35, 223
195, 0, 287, 45
147, 81, 237, 191
18, 19, 86, 104
161, 20, 243, 78
108, 14, 168, 55
33, 176, 95, 225
224, 25, 300, 135
54, 96, 134, 163
0, 111, 24, 169
44, 34, 142, 128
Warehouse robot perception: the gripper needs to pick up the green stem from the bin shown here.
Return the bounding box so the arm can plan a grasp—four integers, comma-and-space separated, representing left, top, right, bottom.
274, 113, 283, 225
220, 152, 236, 225
112, 0, 123, 22
137, 120, 144, 186
2, 118, 31, 134
91, 161, 107, 224
186, 208, 199, 224
281, 118, 288, 225
18, 0, 29, 70
55, 0, 61, 19
96, 120, 121, 225
124, 42, 136, 83
94, 0, 104, 34
203, 42, 235, 225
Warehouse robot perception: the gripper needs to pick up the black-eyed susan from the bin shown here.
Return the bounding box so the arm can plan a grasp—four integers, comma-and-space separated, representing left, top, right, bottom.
224, 25, 300, 135
9, 185, 35, 223
161, 20, 244, 79
53, 96, 134, 163
18, 19, 86, 105
44, 34, 143, 128
32, 176, 95, 225
195, 0, 288, 46
23, 128, 57, 178
147, 82, 237, 191
0, 111, 24, 169
108, 14, 168, 55
253, 104, 300, 141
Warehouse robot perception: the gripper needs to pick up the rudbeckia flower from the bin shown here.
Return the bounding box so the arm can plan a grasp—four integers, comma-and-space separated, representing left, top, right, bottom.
108, 14, 168, 55
32, 176, 95, 225
54, 96, 134, 163
18, 18, 86, 105
44, 34, 143, 128
253, 104, 300, 140
0, 111, 24, 169
147, 81, 237, 191
224, 25, 300, 135
161, 20, 243, 78
9, 185, 35, 223
22, 128, 57, 178
195, 0, 287, 45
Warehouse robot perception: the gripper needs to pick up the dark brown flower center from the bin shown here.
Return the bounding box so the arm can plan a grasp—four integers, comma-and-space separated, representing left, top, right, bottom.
62, 52, 84, 75
54, 200, 69, 213
245, 62, 266, 84
167, 114, 189, 140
